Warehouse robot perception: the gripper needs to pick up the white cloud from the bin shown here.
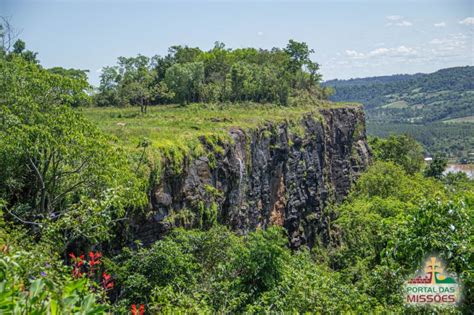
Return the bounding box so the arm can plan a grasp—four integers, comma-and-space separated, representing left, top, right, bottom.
386, 15, 403, 21
345, 45, 418, 60
459, 17, 474, 25
429, 33, 467, 51
345, 50, 364, 59
368, 47, 390, 57
257, 31, 264, 36
395, 45, 416, 54
333, 32, 472, 77
396, 20, 412, 27
434, 22, 446, 27
385, 15, 412, 27
429, 38, 443, 45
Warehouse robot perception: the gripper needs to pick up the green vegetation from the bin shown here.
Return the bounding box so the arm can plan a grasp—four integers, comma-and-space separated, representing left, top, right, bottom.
325, 67, 474, 160
82, 101, 346, 155
367, 121, 474, 161
0, 55, 147, 249
334, 161, 472, 313
94, 40, 333, 108
325, 66, 473, 123
1, 26, 472, 314
87, 153, 474, 313
369, 135, 424, 174
424, 155, 448, 179
81, 100, 357, 181
3, 159, 472, 313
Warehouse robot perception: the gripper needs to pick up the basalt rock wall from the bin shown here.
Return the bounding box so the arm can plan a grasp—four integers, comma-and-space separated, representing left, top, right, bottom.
136, 106, 371, 248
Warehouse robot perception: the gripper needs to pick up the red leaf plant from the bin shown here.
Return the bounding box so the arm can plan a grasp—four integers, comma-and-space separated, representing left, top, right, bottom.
69, 253, 85, 278
131, 304, 145, 315
88, 251, 102, 277
102, 272, 114, 291
69, 251, 114, 294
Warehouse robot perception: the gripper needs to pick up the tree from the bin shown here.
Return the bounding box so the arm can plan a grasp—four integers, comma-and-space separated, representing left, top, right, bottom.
122, 79, 152, 113
96, 55, 165, 111
229, 62, 257, 102
116, 55, 152, 110
95, 41, 326, 107
153, 81, 175, 104
0, 56, 145, 244
48, 66, 89, 81
256, 64, 289, 105
165, 62, 205, 104
0, 16, 20, 53
168, 45, 203, 64
10, 39, 39, 63
284, 39, 321, 86
48, 67, 91, 107
369, 135, 424, 174
95, 66, 120, 107
424, 155, 447, 179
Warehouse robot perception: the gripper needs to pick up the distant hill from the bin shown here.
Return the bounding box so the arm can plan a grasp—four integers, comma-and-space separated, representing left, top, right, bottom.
324, 66, 474, 123
324, 66, 474, 160
325, 73, 424, 88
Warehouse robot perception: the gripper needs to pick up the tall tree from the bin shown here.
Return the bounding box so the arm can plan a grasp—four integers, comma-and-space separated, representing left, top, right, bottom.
165, 62, 205, 104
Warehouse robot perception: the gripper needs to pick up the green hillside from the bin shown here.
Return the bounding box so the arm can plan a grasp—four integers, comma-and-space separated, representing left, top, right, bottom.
324, 66, 474, 160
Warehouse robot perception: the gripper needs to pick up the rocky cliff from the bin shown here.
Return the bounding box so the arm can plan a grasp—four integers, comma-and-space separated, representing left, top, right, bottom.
135, 106, 371, 248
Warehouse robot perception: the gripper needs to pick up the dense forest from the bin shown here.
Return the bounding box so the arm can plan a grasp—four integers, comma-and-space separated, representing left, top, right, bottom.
0, 20, 472, 314
368, 122, 474, 161
324, 67, 474, 160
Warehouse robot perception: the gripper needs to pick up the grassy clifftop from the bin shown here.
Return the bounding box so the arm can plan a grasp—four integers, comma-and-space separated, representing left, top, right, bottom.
82, 102, 360, 159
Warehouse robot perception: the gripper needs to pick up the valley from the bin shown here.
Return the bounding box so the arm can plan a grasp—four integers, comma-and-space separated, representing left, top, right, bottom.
324, 66, 474, 161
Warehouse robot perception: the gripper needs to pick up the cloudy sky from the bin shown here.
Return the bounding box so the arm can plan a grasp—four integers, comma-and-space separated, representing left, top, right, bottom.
2, 0, 473, 85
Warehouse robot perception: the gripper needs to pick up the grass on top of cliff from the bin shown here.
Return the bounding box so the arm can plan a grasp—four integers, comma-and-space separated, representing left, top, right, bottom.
81, 101, 360, 165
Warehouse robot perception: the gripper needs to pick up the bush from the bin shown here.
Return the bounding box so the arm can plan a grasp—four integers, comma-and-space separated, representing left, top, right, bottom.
333, 159, 473, 312
0, 56, 147, 249
369, 135, 424, 174
0, 244, 107, 314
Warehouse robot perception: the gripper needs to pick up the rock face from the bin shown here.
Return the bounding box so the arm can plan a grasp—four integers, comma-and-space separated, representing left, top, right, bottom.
138, 107, 371, 248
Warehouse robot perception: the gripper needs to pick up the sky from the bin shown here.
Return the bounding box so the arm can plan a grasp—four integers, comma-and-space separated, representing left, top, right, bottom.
2, 0, 473, 86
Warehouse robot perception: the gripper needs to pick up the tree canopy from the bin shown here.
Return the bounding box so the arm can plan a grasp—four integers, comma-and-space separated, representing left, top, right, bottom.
94, 40, 329, 107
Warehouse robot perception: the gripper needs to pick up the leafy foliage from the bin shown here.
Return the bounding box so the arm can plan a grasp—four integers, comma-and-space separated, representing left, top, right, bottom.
95, 40, 325, 107
369, 135, 424, 174
424, 155, 448, 179
332, 142, 473, 313
0, 223, 108, 314
0, 55, 146, 249
107, 226, 383, 313
367, 121, 474, 161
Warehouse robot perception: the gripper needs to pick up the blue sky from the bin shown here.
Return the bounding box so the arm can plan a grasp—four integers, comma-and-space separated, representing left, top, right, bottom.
2, 0, 473, 86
